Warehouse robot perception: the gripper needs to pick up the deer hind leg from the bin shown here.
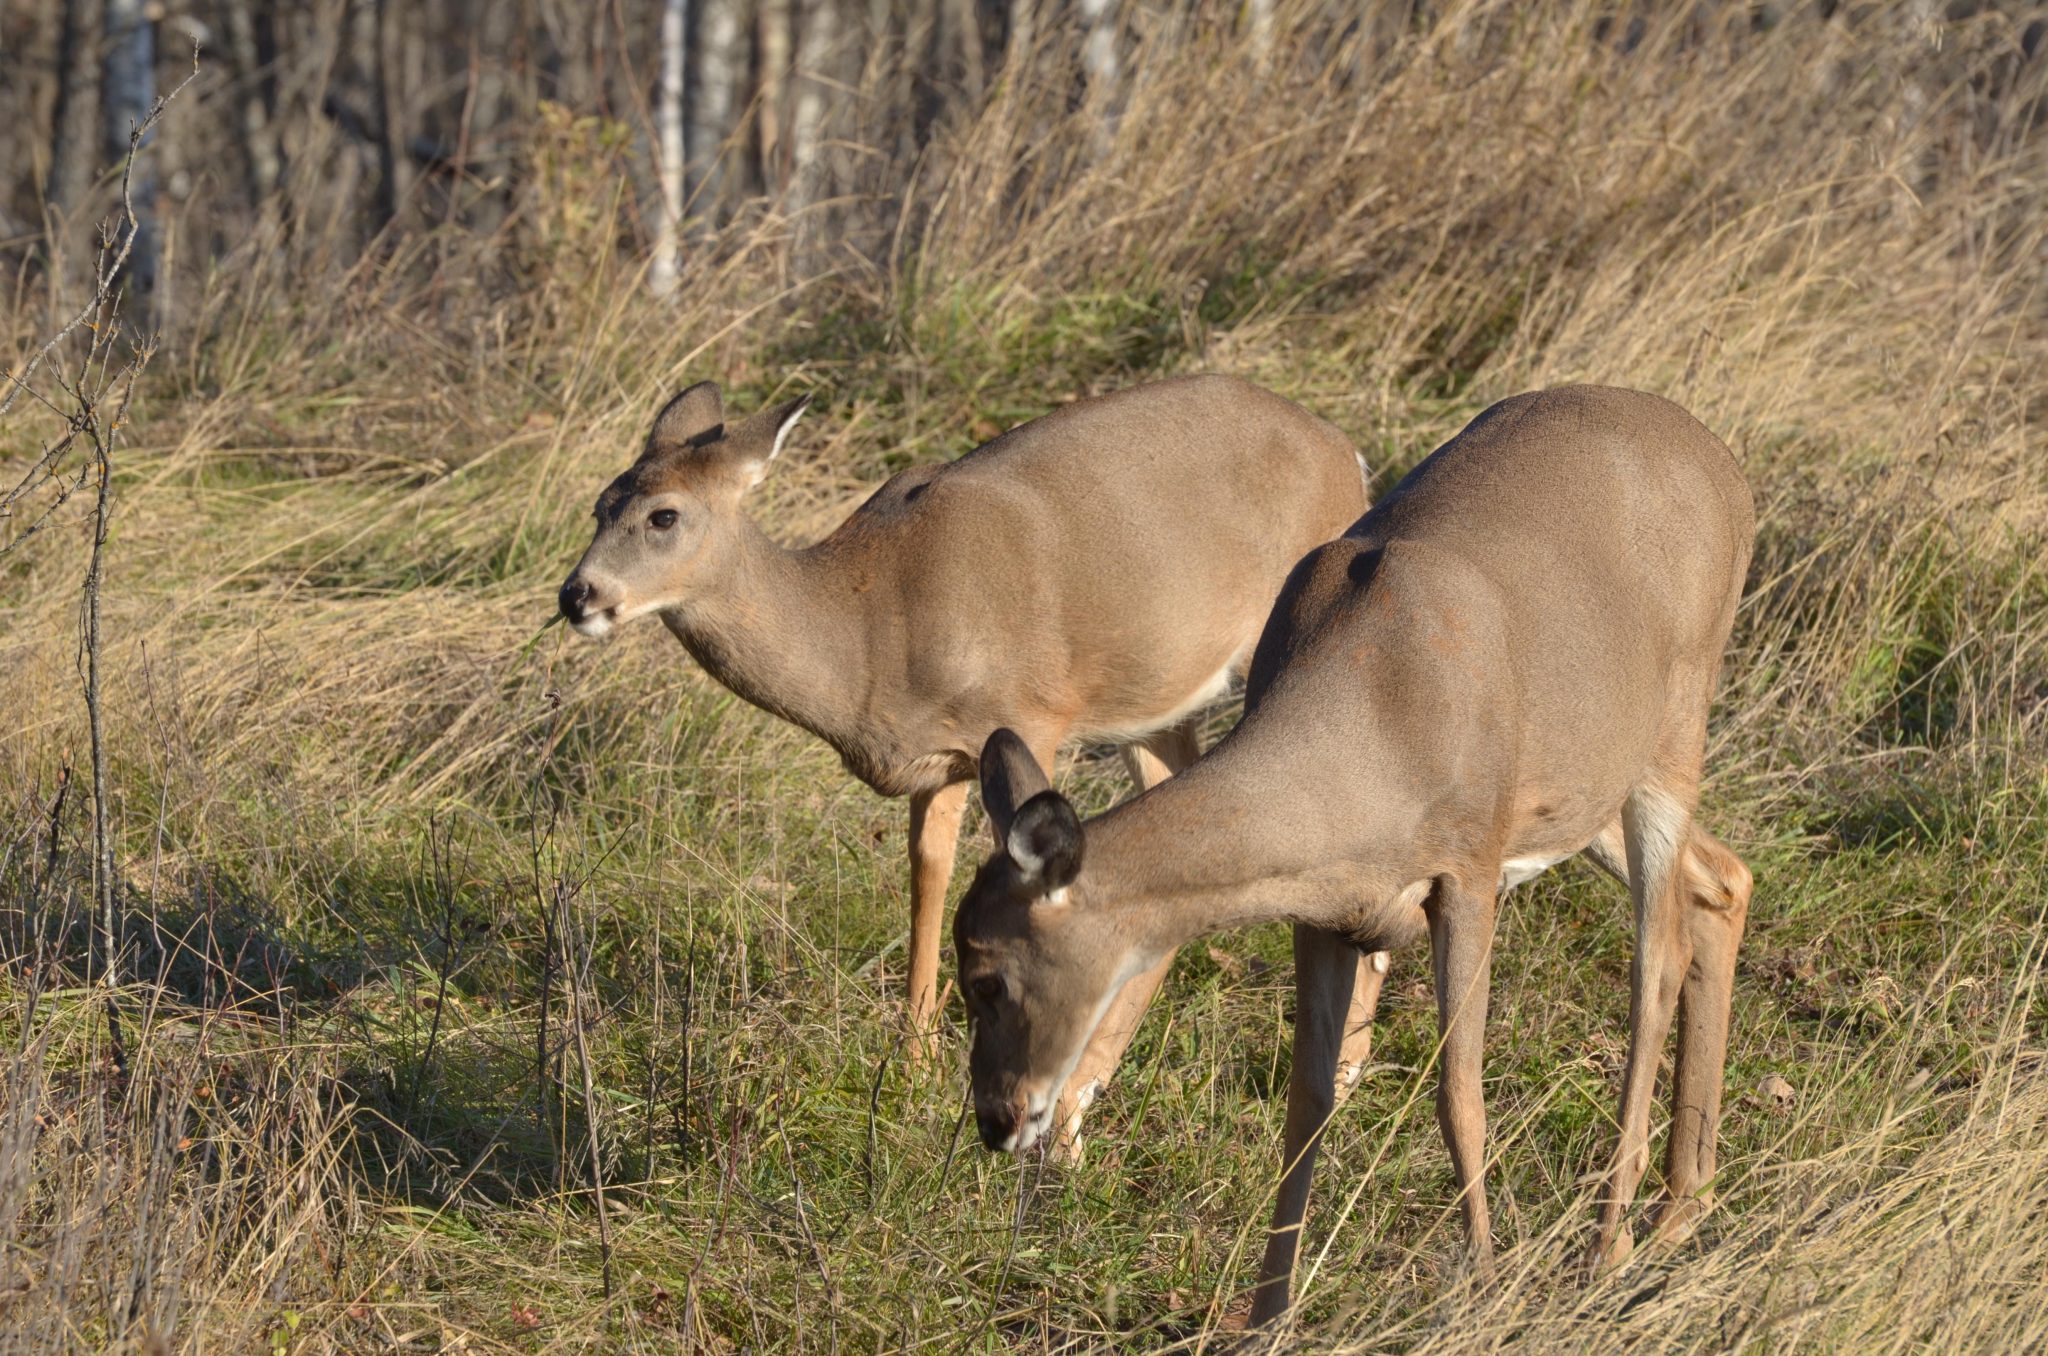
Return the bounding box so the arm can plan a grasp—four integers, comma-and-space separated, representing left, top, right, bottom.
1333, 947, 1391, 1109
1427, 872, 1499, 1274
1651, 826, 1751, 1245
1589, 776, 1697, 1272
1045, 720, 1204, 1161
905, 779, 968, 1064
1250, 925, 1359, 1329
1584, 819, 1751, 1250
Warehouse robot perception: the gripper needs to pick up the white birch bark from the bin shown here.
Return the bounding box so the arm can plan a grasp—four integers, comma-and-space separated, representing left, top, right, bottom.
758, 0, 792, 194
690, 0, 749, 210
791, 0, 840, 266
1080, 0, 1117, 141
220, 0, 284, 222
651, 0, 689, 297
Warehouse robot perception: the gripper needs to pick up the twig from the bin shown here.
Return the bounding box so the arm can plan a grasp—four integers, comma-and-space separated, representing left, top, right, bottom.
863, 1045, 893, 1212
781, 1125, 842, 1356
560, 881, 615, 1299
3, 49, 197, 1076
401, 817, 462, 1139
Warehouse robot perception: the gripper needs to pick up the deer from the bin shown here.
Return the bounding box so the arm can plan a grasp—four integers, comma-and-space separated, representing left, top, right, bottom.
556, 374, 1392, 1152
955, 384, 1756, 1323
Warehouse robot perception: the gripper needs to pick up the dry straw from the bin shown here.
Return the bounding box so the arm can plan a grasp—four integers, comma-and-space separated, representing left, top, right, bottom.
2, 1, 2045, 1350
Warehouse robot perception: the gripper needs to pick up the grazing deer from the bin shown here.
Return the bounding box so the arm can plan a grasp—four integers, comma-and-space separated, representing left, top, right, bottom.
956, 385, 1755, 1321
557, 374, 1390, 1148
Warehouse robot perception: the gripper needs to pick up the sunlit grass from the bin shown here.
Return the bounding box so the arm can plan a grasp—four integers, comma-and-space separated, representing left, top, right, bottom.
3, 2, 2046, 1351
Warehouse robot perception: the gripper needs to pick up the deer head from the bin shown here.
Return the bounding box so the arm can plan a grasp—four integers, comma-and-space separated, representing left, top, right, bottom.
955, 729, 1159, 1153
558, 382, 809, 637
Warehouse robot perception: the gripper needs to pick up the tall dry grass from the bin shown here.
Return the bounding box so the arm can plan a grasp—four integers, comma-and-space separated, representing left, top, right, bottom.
3, 1, 2046, 1350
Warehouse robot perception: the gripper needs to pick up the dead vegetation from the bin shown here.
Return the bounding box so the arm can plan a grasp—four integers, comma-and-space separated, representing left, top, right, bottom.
2, 2, 2046, 1351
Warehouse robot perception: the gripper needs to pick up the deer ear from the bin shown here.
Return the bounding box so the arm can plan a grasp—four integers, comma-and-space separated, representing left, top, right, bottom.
721, 393, 811, 488
648, 381, 725, 453
1007, 792, 1084, 894
979, 729, 1052, 842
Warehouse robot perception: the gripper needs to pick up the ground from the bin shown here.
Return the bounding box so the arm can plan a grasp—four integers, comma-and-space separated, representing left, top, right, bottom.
2, 6, 2046, 1353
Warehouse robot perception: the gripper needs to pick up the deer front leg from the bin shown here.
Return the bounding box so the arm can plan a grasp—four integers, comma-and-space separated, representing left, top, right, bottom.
1650, 827, 1752, 1245
905, 780, 968, 1063
1251, 924, 1359, 1329
1427, 873, 1498, 1273
1590, 780, 1696, 1272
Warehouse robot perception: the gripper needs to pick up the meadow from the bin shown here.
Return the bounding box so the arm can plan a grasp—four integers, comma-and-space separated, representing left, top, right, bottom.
3, 3, 2046, 1351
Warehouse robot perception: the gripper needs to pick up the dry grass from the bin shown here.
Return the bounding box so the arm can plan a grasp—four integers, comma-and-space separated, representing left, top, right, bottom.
3, 1, 2046, 1351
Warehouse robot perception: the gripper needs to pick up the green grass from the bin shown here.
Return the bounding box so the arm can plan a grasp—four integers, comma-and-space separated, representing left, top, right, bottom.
5, 3, 2048, 1351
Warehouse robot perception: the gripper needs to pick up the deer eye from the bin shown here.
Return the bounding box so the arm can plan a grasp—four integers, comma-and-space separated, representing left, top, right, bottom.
971, 974, 1008, 1007
647, 508, 680, 531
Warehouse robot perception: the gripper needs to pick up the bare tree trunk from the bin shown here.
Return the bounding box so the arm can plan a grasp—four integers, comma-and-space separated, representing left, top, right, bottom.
757, 0, 792, 196
102, 0, 158, 310
371, 0, 408, 234
791, 0, 840, 265
651, 0, 688, 296
691, 0, 750, 212
470, 0, 520, 145
220, 0, 285, 236
541, 0, 596, 107
1080, 0, 1117, 133
45, 0, 105, 286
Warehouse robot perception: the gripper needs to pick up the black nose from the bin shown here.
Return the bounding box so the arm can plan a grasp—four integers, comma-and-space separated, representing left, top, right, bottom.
977, 1106, 1016, 1151
558, 577, 591, 622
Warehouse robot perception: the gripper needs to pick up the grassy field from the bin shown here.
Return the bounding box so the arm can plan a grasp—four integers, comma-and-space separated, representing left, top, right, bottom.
4, 4, 2047, 1352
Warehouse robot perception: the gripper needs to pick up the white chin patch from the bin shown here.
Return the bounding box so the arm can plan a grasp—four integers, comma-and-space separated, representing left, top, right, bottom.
1005, 1089, 1056, 1154
569, 613, 615, 639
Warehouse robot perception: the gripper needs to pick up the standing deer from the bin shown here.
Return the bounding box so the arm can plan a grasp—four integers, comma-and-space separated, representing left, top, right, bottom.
557, 375, 1391, 1150
956, 385, 1755, 1320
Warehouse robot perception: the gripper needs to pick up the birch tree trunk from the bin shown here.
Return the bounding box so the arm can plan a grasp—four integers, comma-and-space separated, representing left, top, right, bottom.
757, 0, 793, 196
45, 0, 104, 286
691, 0, 751, 212
790, 0, 840, 265
1080, 0, 1117, 138
102, 0, 158, 308
651, 0, 689, 296
220, 0, 285, 235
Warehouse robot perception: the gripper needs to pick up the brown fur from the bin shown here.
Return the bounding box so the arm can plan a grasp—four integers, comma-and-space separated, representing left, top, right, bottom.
959, 386, 1756, 1318
560, 374, 1387, 1133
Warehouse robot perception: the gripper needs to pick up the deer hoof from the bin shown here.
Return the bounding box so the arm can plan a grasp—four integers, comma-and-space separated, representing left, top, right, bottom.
1587, 1224, 1635, 1277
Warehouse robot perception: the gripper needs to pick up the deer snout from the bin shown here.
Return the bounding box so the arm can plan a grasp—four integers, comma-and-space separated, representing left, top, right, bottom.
977, 1101, 1023, 1152
557, 574, 617, 637
557, 576, 592, 620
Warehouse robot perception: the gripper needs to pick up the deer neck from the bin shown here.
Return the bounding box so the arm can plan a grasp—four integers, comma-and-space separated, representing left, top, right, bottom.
658, 514, 870, 750
1081, 729, 1408, 955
